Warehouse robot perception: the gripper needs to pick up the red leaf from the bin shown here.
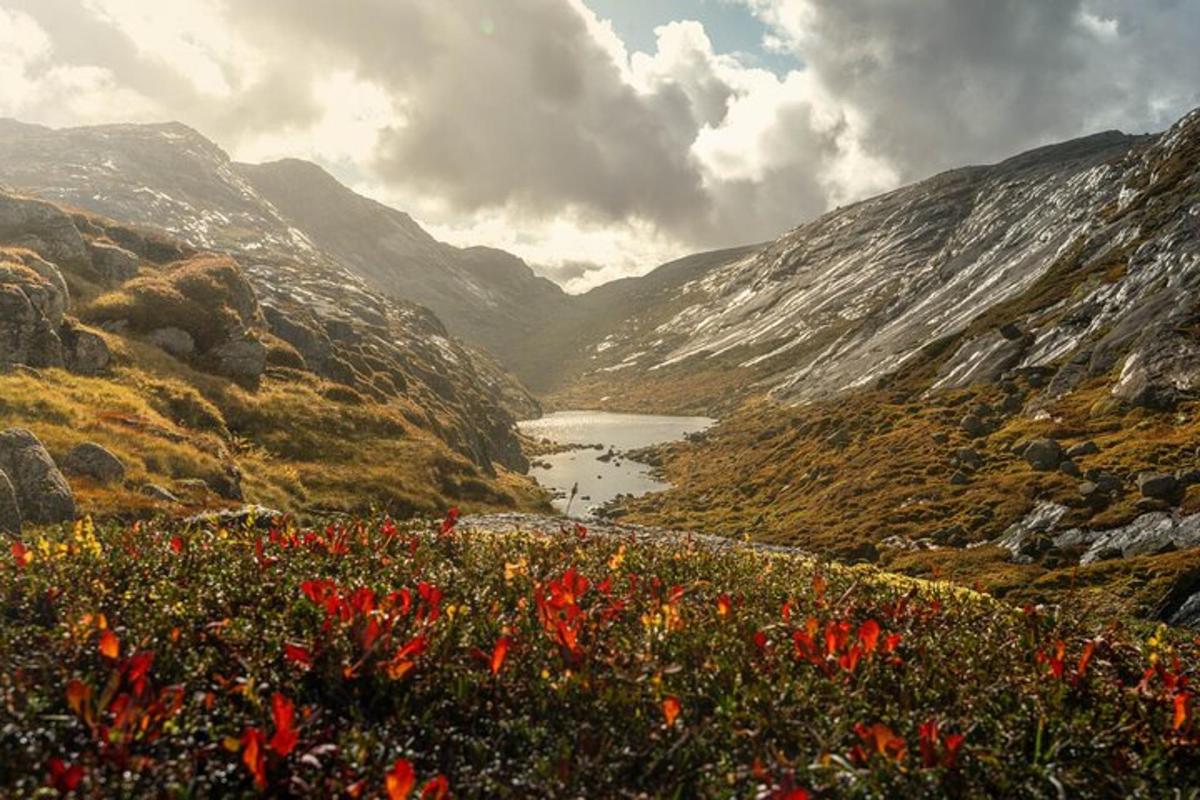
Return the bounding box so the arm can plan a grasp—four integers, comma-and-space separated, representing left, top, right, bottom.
662, 696, 682, 727
169, 535, 185, 554
284, 643, 313, 669
47, 758, 84, 793
491, 636, 511, 676
269, 693, 299, 757
241, 727, 268, 789
98, 629, 120, 660
1175, 692, 1192, 732
386, 758, 416, 800
439, 507, 460, 536
857, 619, 881, 655
419, 775, 451, 800
942, 733, 966, 768
1076, 639, 1097, 679
11, 540, 32, 569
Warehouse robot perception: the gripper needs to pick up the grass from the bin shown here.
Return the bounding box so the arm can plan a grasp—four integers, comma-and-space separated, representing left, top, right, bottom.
608, 382, 1200, 619
78, 255, 255, 351
0, 334, 548, 522
1, 514, 1197, 798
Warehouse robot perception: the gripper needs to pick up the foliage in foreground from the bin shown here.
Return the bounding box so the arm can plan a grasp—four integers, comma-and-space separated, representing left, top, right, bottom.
2, 514, 1198, 798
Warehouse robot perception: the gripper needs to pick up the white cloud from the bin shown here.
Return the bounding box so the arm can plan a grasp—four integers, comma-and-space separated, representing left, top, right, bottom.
0, 0, 1196, 292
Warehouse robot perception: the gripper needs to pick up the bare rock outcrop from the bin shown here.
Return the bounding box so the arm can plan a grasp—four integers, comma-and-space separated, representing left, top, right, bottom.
0, 429, 76, 526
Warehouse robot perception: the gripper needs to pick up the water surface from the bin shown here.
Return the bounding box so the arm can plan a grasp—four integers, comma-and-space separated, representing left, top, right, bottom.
518, 410, 713, 517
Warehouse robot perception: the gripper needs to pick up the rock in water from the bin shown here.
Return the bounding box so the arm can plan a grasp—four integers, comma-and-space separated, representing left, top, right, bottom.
63, 443, 126, 485
0, 468, 21, 535
0, 429, 76, 525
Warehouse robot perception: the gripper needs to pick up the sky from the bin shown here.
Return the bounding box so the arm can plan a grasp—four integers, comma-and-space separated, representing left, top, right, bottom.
0, 1, 1197, 292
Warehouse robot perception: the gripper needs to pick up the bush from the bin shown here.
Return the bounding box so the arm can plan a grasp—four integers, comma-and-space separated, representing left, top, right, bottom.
1, 517, 1197, 797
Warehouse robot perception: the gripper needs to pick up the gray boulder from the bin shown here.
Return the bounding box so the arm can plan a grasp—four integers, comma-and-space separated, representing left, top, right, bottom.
1137, 472, 1181, 501
211, 335, 267, 381
86, 241, 140, 285
183, 504, 282, 530
1023, 438, 1064, 471
0, 429, 75, 525
960, 414, 986, 438
14, 252, 69, 326
63, 442, 125, 485
60, 320, 111, 375
0, 468, 20, 535
1066, 441, 1100, 459
954, 447, 984, 471
0, 194, 90, 268
146, 327, 195, 358
0, 262, 67, 369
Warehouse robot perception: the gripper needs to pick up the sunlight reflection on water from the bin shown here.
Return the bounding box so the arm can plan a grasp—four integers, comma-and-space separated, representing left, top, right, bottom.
517, 410, 713, 517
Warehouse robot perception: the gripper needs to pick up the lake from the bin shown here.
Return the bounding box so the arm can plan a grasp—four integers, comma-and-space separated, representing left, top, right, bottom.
518, 410, 714, 517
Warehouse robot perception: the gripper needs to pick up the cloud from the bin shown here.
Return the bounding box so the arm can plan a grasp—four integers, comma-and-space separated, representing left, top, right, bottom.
0, 0, 1197, 291
738, 0, 1200, 181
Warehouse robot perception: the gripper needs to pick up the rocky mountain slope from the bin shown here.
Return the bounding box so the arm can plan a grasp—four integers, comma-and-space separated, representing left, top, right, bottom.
550, 112, 1198, 417
0, 185, 547, 529
0, 119, 572, 389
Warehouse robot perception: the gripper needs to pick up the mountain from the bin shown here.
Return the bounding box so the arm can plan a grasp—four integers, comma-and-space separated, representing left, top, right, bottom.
0, 117, 567, 524
598, 107, 1200, 626
0, 119, 571, 389
235, 159, 572, 377
541, 121, 1200, 413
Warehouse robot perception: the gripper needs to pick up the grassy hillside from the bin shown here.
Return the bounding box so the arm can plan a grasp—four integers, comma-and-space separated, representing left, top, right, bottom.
2, 514, 1197, 797
0, 354, 545, 522
608, 382, 1200, 621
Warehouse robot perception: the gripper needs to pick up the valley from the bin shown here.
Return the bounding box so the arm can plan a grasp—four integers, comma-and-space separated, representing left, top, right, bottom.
2, 105, 1200, 629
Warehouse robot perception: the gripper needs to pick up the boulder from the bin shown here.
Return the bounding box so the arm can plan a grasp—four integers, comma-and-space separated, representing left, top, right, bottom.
0, 429, 75, 525
63, 442, 126, 485
0, 282, 37, 367
1023, 438, 1064, 471
210, 335, 267, 381
1137, 472, 1181, 501
954, 447, 984, 471
86, 241, 140, 285
960, 414, 986, 438
60, 320, 111, 375
0, 468, 20, 535
1059, 460, 1082, 478
0, 259, 69, 369
15, 252, 69, 326
146, 327, 196, 358
0, 194, 90, 268
1066, 441, 1100, 460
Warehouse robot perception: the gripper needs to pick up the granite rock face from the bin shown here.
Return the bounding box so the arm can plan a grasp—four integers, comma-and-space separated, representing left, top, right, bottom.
0, 428, 75, 526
